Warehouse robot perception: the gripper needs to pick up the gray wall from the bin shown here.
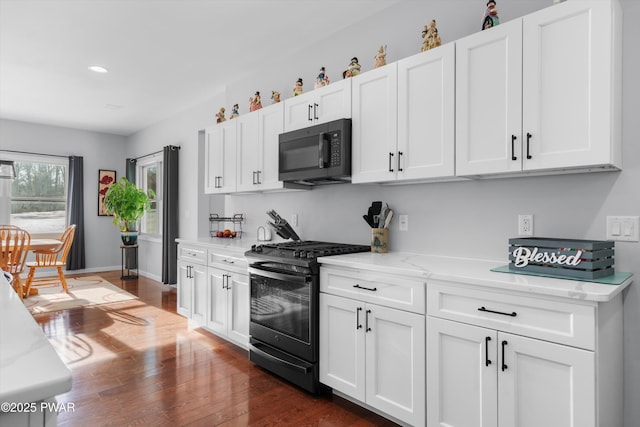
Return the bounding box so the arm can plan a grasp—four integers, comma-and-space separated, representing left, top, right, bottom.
0, 118, 127, 271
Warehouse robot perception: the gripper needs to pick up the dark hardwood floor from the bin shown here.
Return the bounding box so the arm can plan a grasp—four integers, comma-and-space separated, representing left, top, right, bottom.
33, 271, 399, 427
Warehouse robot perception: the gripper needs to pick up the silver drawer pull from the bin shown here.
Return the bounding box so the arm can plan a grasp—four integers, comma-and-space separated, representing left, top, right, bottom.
222, 259, 235, 264
353, 284, 377, 292
478, 306, 517, 317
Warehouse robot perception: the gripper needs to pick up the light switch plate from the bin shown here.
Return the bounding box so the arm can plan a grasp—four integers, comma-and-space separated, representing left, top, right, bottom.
606, 216, 639, 242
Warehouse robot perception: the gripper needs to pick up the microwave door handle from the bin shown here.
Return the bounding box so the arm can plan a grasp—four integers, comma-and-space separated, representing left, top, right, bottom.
318, 133, 328, 168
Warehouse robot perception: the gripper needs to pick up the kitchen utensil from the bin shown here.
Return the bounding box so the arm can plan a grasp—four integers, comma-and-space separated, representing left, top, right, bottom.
383, 209, 394, 229
266, 210, 301, 241
363, 215, 374, 228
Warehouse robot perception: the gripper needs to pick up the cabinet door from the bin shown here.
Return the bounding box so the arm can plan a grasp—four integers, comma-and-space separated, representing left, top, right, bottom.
456, 19, 523, 176
427, 317, 498, 427
177, 260, 192, 318
366, 304, 425, 426
498, 332, 595, 427
351, 63, 398, 184
319, 293, 366, 401
313, 78, 352, 125
227, 272, 250, 347
283, 90, 316, 132
236, 113, 260, 192
206, 267, 228, 335
191, 263, 207, 325
522, 1, 617, 171
257, 103, 285, 191
204, 121, 237, 193
397, 44, 455, 181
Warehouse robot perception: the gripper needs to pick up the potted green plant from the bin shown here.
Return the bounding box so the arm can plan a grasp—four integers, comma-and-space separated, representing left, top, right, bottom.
103, 177, 154, 245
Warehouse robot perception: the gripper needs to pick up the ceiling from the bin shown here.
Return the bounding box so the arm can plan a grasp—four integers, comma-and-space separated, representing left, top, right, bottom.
0, 0, 401, 136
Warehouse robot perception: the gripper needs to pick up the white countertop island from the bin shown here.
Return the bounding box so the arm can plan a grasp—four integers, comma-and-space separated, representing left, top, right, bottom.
0, 273, 72, 426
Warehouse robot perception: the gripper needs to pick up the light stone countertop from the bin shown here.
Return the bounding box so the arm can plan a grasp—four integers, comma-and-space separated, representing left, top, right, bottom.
317, 251, 632, 303
0, 273, 72, 404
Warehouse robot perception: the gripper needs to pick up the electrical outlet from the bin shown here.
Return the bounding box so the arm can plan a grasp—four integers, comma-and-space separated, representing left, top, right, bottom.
399, 215, 409, 231
291, 214, 298, 227
518, 214, 533, 236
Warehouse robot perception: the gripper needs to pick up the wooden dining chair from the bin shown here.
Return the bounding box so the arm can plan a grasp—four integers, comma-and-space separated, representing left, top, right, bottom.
24, 224, 76, 296
0, 226, 31, 300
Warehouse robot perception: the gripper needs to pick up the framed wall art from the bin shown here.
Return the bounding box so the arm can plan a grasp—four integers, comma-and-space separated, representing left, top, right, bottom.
98, 169, 116, 216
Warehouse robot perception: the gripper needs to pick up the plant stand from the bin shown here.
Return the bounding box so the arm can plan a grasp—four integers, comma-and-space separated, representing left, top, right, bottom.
120, 244, 138, 280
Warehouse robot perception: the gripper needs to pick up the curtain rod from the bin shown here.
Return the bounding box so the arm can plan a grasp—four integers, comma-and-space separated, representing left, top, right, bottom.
130, 145, 180, 162
0, 149, 70, 159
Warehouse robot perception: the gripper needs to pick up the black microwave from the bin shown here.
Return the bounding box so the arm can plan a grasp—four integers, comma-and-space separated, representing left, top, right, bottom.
278, 118, 352, 185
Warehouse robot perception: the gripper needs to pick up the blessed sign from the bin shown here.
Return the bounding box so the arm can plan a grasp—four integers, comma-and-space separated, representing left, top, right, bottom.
511, 246, 583, 268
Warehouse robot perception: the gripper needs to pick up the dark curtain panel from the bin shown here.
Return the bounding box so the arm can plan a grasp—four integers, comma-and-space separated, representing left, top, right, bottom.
162, 145, 179, 284
124, 158, 137, 269
126, 158, 137, 183
67, 156, 85, 270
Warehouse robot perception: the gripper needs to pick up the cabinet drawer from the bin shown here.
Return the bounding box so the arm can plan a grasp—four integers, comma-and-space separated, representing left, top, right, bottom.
427, 282, 595, 349
178, 245, 207, 264
320, 266, 425, 314
208, 250, 247, 272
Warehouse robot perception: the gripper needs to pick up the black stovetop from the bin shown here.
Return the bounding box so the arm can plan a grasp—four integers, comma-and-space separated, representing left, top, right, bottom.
247, 240, 370, 262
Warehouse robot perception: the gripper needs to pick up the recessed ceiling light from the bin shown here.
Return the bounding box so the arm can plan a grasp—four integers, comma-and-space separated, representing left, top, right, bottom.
88, 65, 108, 73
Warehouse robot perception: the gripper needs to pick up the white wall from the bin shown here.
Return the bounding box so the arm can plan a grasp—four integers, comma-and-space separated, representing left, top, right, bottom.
0, 118, 127, 271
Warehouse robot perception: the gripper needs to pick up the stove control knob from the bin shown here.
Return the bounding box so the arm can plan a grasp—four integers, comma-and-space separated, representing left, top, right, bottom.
307, 252, 315, 259
299, 250, 307, 258
254, 245, 263, 253
293, 250, 301, 258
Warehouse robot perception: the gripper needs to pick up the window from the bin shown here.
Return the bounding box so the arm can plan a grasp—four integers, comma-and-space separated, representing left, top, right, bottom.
138, 156, 162, 236
6, 154, 68, 234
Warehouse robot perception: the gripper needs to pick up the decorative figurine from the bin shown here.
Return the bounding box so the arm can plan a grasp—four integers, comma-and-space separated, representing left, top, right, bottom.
293, 78, 304, 96
230, 104, 239, 119
482, 1, 499, 30
249, 91, 262, 112
374, 45, 387, 68
421, 20, 442, 52
315, 67, 330, 89
271, 90, 281, 103
216, 107, 226, 123
343, 57, 361, 78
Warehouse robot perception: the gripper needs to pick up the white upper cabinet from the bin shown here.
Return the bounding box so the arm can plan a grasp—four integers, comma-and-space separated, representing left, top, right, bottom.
204, 120, 237, 194
283, 79, 351, 132
456, 0, 621, 176
236, 103, 285, 192
352, 44, 456, 184
351, 63, 398, 184
397, 44, 455, 181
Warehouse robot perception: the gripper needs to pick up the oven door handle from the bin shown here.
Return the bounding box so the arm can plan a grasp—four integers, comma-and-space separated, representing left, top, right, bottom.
250, 343, 312, 374
248, 266, 310, 284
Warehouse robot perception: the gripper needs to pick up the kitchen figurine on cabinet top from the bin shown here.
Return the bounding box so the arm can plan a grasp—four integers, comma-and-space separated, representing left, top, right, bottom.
482, 0, 499, 30
216, 107, 226, 123
374, 45, 387, 68
421, 19, 441, 52
230, 104, 239, 119
343, 57, 361, 78
293, 78, 304, 96
249, 91, 262, 112
315, 67, 330, 89
271, 90, 281, 103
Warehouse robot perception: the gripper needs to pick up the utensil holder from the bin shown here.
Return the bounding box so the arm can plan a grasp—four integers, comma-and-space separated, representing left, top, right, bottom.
371, 228, 389, 253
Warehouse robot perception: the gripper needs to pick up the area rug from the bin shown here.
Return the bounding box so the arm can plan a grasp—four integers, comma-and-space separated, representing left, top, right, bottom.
22, 275, 138, 314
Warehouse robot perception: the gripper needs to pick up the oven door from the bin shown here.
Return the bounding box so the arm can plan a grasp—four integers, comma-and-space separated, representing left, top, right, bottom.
248, 264, 317, 363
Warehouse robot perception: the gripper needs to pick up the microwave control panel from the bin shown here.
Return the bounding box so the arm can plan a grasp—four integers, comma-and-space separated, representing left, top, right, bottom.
330, 131, 341, 166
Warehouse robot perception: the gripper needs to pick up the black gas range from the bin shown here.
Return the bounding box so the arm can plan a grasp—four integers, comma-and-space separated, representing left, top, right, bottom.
245, 240, 370, 393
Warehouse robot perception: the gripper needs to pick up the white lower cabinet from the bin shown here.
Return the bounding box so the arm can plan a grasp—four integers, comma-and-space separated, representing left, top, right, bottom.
205, 266, 250, 348
177, 242, 250, 349
427, 316, 594, 427
177, 244, 208, 322
426, 281, 622, 427
319, 266, 425, 426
